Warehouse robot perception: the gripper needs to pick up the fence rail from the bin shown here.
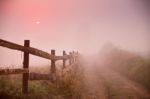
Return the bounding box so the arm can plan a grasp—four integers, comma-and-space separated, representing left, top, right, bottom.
0, 39, 70, 60
0, 39, 79, 94
0, 68, 29, 75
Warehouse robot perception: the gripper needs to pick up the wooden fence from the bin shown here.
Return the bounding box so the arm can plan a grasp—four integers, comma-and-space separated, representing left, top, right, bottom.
0, 39, 79, 94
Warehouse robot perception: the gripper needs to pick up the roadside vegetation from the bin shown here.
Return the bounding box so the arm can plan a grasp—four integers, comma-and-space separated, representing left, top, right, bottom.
0, 63, 85, 99
1, 44, 150, 99
100, 44, 150, 90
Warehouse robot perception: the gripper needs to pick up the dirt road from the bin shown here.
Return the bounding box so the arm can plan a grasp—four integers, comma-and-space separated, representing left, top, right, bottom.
81, 58, 150, 99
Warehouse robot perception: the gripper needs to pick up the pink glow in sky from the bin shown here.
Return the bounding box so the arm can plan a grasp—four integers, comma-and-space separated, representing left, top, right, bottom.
0, 0, 149, 66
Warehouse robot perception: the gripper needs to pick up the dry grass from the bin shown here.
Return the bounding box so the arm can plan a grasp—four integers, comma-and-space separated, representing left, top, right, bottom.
0, 64, 85, 99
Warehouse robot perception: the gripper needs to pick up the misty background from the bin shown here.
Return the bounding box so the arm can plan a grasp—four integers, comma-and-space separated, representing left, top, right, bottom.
0, 0, 149, 66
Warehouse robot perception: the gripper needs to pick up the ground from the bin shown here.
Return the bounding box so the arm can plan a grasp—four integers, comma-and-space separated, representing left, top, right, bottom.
80, 58, 150, 99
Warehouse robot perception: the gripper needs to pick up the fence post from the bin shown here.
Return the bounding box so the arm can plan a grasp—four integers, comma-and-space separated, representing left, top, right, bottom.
22, 40, 30, 94
69, 52, 72, 65
72, 51, 75, 63
51, 50, 56, 79
63, 50, 66, 69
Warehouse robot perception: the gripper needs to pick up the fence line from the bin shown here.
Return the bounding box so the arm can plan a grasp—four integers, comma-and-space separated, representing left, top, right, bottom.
0, 39, 79, 94
0, 39, 70, 60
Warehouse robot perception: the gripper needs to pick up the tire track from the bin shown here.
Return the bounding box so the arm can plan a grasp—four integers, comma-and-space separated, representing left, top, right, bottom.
80, 57, 109, 99
96, 66, 150, 99
80, 57, 150, 99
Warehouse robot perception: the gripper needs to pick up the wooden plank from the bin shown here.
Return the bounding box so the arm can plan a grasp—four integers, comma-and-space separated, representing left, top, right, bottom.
56, 55, 70, 60
22, 40, 29, 94
0, 68, 29, 75
51, 50, 57, 81
29, 73, 52, 80
63, 50, 66, 68
69, 52, 73, 65
51, 50, 56, 74
0, 39, 70, 60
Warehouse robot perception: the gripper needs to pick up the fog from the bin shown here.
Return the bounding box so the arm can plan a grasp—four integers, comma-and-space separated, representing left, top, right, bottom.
0, 0, 149, 66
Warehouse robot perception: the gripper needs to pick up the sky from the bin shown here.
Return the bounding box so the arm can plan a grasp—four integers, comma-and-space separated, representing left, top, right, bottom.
0, 0, 150, 66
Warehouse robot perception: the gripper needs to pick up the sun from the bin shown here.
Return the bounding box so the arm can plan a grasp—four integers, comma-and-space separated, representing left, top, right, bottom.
32, 16, 41, 25
36, 21, 40, 25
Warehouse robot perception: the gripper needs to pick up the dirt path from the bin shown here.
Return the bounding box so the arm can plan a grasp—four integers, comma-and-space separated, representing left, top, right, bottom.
81, 58, 150, 99
82, 63, 108, 99
96, 67, 150, 99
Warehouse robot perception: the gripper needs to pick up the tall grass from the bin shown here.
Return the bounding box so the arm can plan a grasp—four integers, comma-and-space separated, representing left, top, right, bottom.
0, 64, 85, 99
100, 45, 150, 90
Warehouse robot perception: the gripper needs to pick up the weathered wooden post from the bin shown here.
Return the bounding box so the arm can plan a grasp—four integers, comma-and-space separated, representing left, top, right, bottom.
72, 51, 75, 63
51, 50, 56, 80
69, 52, 72, 65
22, 40, 30, 94
63, 50, 66, 69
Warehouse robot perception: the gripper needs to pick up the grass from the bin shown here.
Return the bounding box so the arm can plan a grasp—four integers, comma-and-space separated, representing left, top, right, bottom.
0, 64, 85, 99
102, 46, 150, 90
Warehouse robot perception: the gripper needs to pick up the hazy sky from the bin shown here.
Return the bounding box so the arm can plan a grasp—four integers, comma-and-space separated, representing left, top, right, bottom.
0, 0, 149, 66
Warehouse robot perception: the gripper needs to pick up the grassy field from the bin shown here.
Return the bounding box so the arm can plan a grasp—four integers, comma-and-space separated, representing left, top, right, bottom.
100, 46, 150, 90
0, 64, 85, 99
1, 46, 150, 99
